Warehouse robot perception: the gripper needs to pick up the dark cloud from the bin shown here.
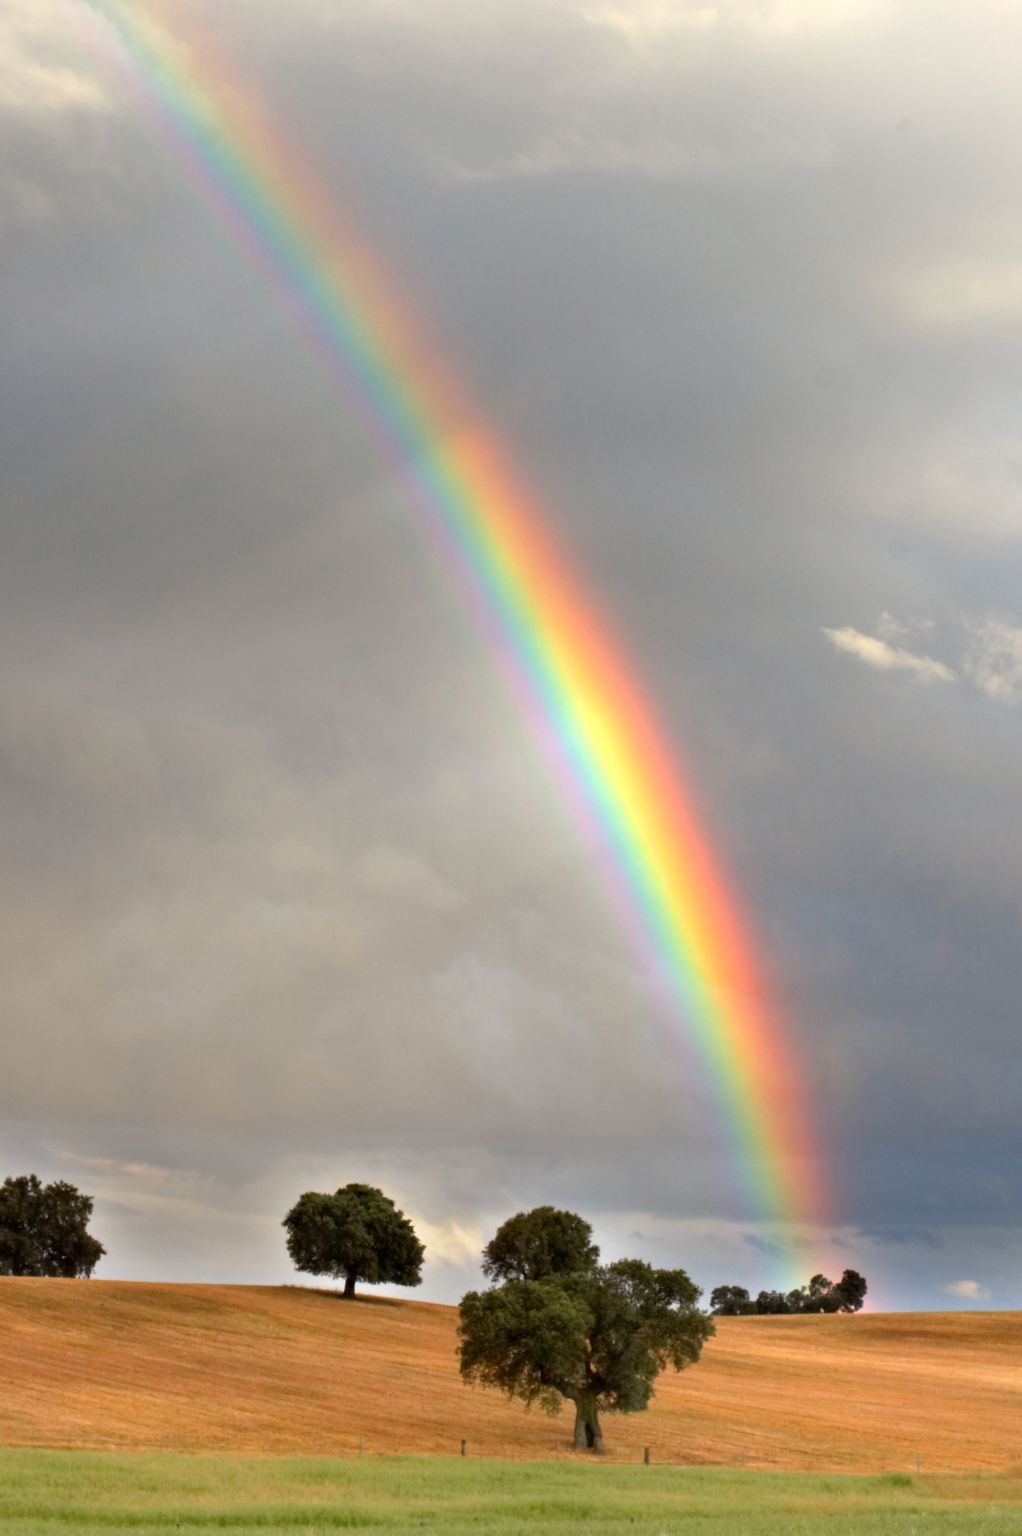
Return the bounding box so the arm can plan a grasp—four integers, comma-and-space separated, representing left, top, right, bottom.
2, 0, 1021, 1307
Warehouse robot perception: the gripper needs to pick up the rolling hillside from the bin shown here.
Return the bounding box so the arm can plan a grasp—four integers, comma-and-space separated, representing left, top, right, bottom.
1, 1279, 1018, 1471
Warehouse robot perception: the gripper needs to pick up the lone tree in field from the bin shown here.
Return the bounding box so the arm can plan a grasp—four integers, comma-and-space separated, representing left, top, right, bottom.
0, 1174, 105, 1277
459, 1207, 713, 1452
283, 1183, 424, 1299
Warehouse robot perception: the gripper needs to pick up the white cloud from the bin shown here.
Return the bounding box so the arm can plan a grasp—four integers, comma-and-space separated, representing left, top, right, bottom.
580, 1, 716, 38
53, 1152, 181, 1183
822, 627, 955, 684
823, 615, 1022, 704
410, 1216, 484, 1266
0, 0, 110, 117
962, 618, 1022, 705
945, 1279, 990, 1301
875, 611, 935, 644
579, 0, 880, 43
894, 260, 1022, 335
0, 1, 114, 227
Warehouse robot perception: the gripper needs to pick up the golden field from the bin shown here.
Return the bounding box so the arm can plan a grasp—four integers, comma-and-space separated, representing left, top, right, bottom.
1, 1279, 1018, 1471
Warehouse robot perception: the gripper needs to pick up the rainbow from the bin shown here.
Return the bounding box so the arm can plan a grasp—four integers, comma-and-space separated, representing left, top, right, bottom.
84, 0, 824, 1247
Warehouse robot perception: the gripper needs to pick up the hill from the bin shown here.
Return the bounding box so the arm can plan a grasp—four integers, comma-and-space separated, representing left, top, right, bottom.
1, 1279, 1018, 1470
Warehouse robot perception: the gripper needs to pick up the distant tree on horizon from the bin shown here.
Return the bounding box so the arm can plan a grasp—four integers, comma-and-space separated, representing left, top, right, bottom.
832, 1269, 868, 1312
459, 1207, 714, 1452
0, 1174, 105, 1278
283, 1183, 424, 1299
754, 1289, 793, 1315
709, 1284, 756, 1316
713, 1270, 868, 1316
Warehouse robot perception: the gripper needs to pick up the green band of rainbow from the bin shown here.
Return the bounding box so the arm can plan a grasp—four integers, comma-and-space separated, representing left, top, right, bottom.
85, 0, 825, 1246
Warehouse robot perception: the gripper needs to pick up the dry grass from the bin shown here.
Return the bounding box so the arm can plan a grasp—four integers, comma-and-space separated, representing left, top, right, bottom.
1, 1278, 1019, 1471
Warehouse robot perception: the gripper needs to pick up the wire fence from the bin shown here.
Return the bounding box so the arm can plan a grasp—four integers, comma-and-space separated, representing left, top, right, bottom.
0, 1434, 977, 1475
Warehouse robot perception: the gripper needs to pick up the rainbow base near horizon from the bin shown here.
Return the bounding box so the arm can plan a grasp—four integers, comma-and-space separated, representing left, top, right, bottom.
83, 0, 827, 1274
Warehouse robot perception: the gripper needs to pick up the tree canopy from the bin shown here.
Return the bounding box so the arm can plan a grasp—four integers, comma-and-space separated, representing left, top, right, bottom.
0, 1174, 105, 1278
459, 1208, 713, 1451
709, 1284, 755, 1316
710, 1269, 868, 1316
481, 1205, 600, 1284
283, 1183, 424, 1298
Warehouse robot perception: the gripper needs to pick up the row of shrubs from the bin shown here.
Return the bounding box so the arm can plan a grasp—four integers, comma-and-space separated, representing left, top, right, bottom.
710, 1270, 867, 1315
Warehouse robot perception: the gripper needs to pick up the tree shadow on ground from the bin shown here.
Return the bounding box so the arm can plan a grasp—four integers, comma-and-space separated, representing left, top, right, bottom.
279, 1284, 404, 1308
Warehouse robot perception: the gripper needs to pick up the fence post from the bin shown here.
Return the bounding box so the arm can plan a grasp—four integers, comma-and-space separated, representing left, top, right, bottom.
643, 1446, 650, 1465
461, 1439, 467, 1458
358, 1438, 363, 1457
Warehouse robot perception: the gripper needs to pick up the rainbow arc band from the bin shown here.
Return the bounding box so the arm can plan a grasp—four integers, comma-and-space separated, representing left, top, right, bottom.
87, 0, 824, 1254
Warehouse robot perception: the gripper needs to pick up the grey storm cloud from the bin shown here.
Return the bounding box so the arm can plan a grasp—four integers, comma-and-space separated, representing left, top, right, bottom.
2, 0, 1022, 1309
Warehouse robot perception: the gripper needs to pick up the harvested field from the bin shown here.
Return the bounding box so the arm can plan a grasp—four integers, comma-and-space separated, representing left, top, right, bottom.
1, 1279, 1019, 1471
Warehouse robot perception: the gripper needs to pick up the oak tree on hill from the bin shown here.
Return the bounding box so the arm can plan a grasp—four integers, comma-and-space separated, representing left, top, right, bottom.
283, 1183, 424, 1299
482, 1205, 600, 1283
459, 1207, 713, 1451
0, 1174, 105, 1277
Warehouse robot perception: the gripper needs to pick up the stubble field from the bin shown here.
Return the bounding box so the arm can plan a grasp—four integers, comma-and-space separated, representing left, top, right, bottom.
2, 1279, 1020, 1473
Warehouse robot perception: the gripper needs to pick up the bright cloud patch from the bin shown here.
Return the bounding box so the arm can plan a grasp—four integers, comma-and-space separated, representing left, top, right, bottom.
0, 1, 110, 117
945, 1279, 990, 1301
875, 612, 935, 644
579, 0, 879, 41
822, 627, 954, 684
410, 1217, 484, 1267
963, 618, 1022, 705
897, 260, 1022, 334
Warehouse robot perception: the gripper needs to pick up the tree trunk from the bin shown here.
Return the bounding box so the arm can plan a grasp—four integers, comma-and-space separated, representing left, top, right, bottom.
343, 1273, 356, 1299
572, 1393, 604, 1452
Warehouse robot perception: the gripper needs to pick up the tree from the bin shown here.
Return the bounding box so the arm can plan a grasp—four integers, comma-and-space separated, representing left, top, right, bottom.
0, 1174, 105, 1278
832, 1269, 867, 1313
482, 1206, 600, 1283
283, 1183, 424, 1299
749, 1290, 786, 1314
459, 1210, 713, 1452
756, 1289, 793, 1315
795, 1271, 868, 1314
800, 1273, 839, 1314
709, 1284, 756, 1316
712, 1270, 869, 1316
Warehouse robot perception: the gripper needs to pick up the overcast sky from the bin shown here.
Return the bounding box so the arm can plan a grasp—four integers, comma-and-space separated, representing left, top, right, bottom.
2, 0, 1021, 1312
